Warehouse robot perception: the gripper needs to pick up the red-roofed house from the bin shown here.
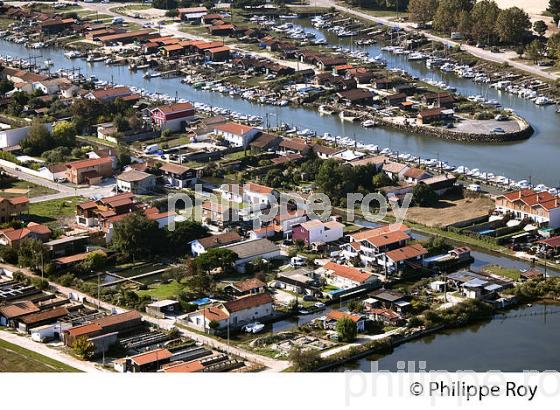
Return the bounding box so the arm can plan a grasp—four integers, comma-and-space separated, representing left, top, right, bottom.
380, 244, 428, 276
0, 222, 51, 248
85, 86, 133, 102
0, 196, 29, 223
213, 122, 260, 147
65, 157, 113, 185
321, 262, 377, 289
324, 310, 365, 332
182, 293, 273, 331
243, 182, 277, 207
495, 189, 560, 228
150, 102, 196, 132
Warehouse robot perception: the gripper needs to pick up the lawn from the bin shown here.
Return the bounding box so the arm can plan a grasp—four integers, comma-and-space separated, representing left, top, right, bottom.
0, 338, 79, 372
28, 197, 82, 224
136, 280, 184, 300
482, 264, 521, 281
111, 4, 151, 14
0, 179, 56, 199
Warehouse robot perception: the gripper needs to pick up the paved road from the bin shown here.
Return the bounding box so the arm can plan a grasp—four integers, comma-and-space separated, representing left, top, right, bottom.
0, 329, 108, 372
2, 165, 117, 203
310, 0, 559, 81
1, 262, 290, 372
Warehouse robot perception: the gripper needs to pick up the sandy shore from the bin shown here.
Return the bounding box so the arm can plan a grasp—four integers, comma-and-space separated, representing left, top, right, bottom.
493, 0, 548, 18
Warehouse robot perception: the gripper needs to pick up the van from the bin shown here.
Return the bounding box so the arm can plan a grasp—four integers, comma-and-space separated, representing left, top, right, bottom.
143, 144, 160, 154
467, 184, 481, 192
112, 17, 124, 25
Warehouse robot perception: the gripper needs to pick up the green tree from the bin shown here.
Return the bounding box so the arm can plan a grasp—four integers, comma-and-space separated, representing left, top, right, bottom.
336, 317, 358, 342
433, 0, 473, 34
525, 40, 545, 63
72, 336, 96, 360
17, 238, 49, 272
548, 0, 560, 24
412, 184, 438, 207
288, 347, 323, 372
20, 120, 54, 156
194, 248, 238, 274
533, 20, 548, 37
52, 120, 77, 147
372, 172, 393, 188
547, 32, 560, 60
456, 10, 472, 35
495, 7, 531, 44
470, 0, 499, 44
79, 251, 107, 272
0, 79, 14, 96
407, 0, 438, 24
165, 220, 207, 255
347, 300, 364, 313
111, 212, 164, 260
113, 114, 130, 133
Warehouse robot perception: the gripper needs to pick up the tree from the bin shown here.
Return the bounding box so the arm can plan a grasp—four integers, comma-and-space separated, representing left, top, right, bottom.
456, 10, 472, 35
113, 114, 130, 133
407, 0, 438, 24
533, 20, 548, 37
165, 220, 207, 255
470, 0, 499, 44
194, 248, 238, 274
347, 300, 364, 313
495, 7, 531, 44
52, 120, 77, 147
433, 0, 474, 34
525, 40, 545, 63
20, 120, 54, 156
336, 317, 358, 342
547, 0, 560, 24
372, 172, 392, 189
111, 212, 164, 260
79, 251, 107, 272
17, 238, 49, 272
72, 336, 96, 360
153, 0, 178, 9
288, 347, 323, 372
547, 32, 560, 61
412, 184, 438, 207
424, 235, 451, 254
0, 79, 14, 96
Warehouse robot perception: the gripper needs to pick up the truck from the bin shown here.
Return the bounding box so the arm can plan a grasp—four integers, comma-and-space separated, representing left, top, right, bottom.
143, 144, 160, 154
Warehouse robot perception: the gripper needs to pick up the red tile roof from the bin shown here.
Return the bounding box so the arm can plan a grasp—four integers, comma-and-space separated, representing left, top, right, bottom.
163, 360, 205, 373
214, 122, 255, 136
66, 157, 112, 170
350, 224, 410, 242
365, 230, 410, 247
223, 293, 273, 313
326, 310, 362, 323
65, 323, 103, 338
130, 348, 173, 366
385, 244, 428, 262
0, 301, 39, 319
323, 262, 372, 284
245, 182, 274, 195
499, 189, 560, 211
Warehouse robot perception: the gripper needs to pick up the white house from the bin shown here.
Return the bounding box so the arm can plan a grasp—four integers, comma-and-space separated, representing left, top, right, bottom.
272, 209, 308, 237
182, 293, 273, 331
291, 219, 344, 246
0, 123, 52, 149
219, 183, 244, 203
116, 170, 156, 194
495, 189, 560, 228
243, 182, 277, 208
221, 238, 282, 273
213, 122, 260, 147
377, 243, 428, 276
382, 161, 409, 180
190, 231, 242, 256
319, 262, 378, 289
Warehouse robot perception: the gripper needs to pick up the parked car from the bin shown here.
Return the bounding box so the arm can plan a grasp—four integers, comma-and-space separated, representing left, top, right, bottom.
242, 322, 265, 333
467, 184, 482, 192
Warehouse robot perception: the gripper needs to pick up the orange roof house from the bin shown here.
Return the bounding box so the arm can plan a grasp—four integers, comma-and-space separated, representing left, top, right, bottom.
496, 189, 560, 228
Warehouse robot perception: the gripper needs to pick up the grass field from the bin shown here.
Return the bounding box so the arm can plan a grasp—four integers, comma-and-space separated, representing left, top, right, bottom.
0, 339, 79, 372
136, 280, 183, 300
482, 264, 522, 280
1, 179, 56, 199
28, 197, 82, 224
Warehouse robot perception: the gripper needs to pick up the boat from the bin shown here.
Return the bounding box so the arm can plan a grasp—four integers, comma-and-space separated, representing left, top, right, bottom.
242, 322, 265, 333
144, 72, 161, 79
44, 59, 53, 67
318, 105, 335, 115
279, 14, 298, 19
339, 111, 359, 122
361, 119, 376, 128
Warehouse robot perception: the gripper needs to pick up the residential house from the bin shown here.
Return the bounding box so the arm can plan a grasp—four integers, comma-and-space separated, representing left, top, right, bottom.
183, 293, 273, 331
368, 289, 411, 313
385, 93, 407, 106
272, 209, 308, 237
116, 170, 156, 194
403, 167, 432, 184
127, 348, 173, 372
85, 86, 133, 102
243, 182, 277, 208
382, 161, 409, 181
358, 230, 411, 266
146, 300, 180, 319
274, 268, 321, 296
278, 138, 312, 156
336, 88, 373, 105
419, 174, 457, 196
150, 102, 196, 132
159, 163, 201, 188
291, 219, 344, 247
200, 201, 238, 227
320, 262, 377, 290
65, 157, 113, 185
323, 310, 365, 332
213, 122, 260, 147
495, 189, 560, 228
0, 223, 51, 248
75, 192, 135, 228
0, 301, 39, 327
220, 238, 282, 273
190, 231, 242, 256
224, 278, 267, 297
0, 196, 29, 223
249, 132, 282, 152
178, 6, 208, 21
378, 244, 428, 276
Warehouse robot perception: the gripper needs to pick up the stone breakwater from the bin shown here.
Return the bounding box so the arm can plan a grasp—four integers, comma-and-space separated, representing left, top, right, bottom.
376, 115, 533, 143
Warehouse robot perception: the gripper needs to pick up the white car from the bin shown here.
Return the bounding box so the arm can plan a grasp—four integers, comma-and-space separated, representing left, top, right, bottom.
242, 322, 265, 333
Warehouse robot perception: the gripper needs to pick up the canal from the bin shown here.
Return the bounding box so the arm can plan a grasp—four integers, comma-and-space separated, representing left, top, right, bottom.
2, 23, 560, 186
338, 303, 560, 371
